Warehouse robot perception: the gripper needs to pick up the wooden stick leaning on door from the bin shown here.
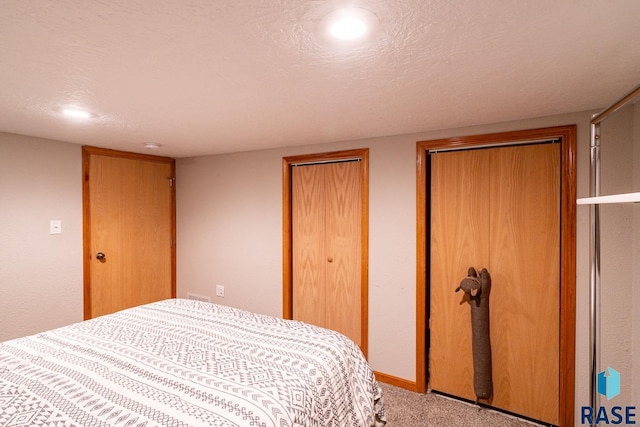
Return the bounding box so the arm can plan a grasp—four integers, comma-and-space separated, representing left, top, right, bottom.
456, 267, 493, 402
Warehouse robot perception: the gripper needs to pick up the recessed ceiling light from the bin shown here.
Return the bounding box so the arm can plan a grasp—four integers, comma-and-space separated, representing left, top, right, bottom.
144, 142, 162, 150
330, 16, 367, 40
324, 8, 378, 43
62, 107, 91, 119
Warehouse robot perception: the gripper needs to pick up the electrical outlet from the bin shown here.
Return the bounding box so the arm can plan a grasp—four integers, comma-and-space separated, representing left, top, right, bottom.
215, 285, 225, 298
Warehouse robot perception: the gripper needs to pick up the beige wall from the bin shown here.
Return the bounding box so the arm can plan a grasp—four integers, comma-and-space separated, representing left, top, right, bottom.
176, 110, 595, 414
0, 132, 83, 341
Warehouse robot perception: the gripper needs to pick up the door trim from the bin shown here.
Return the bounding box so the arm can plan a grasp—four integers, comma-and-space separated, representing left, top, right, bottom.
82, 146, 177, 320
416, 126, 576, 427
282, 148, 369, 357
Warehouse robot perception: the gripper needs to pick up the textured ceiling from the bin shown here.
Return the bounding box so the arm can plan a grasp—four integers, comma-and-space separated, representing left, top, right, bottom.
1, 0, 639, 158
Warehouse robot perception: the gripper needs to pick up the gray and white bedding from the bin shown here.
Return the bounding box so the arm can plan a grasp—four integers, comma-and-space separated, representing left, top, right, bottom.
0, 298, 386, 426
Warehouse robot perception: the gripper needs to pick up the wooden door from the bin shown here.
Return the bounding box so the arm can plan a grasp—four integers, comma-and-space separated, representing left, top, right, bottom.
83, 147, 176, 319
429, 149, 491, 400
489, 144, 560, 422
291, 163, 326, 329
291, 160, 362, 347
429, 143, 560, 425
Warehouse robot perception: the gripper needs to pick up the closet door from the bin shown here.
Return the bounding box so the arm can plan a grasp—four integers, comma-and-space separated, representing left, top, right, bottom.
429, 143, 560, 425
324, 162, 362, 345
489, 144, 559, 423
430, 149, 491, 400
291, 161, 362, 347
292, 164, 326, 329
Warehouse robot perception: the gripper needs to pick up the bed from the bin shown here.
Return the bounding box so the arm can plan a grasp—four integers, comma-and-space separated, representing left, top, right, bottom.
0, 298, 386, 426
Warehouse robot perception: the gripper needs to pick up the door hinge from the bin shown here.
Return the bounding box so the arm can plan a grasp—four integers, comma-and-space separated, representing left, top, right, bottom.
169, 177, 175, 187
170, 239, 174, 248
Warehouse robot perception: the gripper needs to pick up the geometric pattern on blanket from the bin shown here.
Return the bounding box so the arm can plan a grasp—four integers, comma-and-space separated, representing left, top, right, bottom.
0, 298, 386, 426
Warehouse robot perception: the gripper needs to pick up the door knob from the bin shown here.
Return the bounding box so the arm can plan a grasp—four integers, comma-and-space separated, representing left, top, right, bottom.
96, 252, 106, 262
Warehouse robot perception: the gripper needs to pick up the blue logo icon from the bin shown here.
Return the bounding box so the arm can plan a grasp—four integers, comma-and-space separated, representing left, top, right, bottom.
597, 367, 620, 400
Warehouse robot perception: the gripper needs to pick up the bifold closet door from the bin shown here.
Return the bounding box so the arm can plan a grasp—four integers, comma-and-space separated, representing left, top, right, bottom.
429, 143, 560, 425
430, 149, 491, 401
291, 161, 362, 347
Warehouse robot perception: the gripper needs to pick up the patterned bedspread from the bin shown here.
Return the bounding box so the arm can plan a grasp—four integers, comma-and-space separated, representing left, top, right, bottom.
0, 298, 386, 426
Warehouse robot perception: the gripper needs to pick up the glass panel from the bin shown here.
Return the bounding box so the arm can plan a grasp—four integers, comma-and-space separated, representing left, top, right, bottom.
597, 101, 639, 409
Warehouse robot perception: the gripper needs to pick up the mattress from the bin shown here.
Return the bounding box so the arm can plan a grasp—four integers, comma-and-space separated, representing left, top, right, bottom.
0, 298, 386, 426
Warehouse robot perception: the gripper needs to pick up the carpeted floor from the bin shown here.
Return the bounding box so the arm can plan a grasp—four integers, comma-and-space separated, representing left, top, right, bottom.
379, 383, 545, 426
